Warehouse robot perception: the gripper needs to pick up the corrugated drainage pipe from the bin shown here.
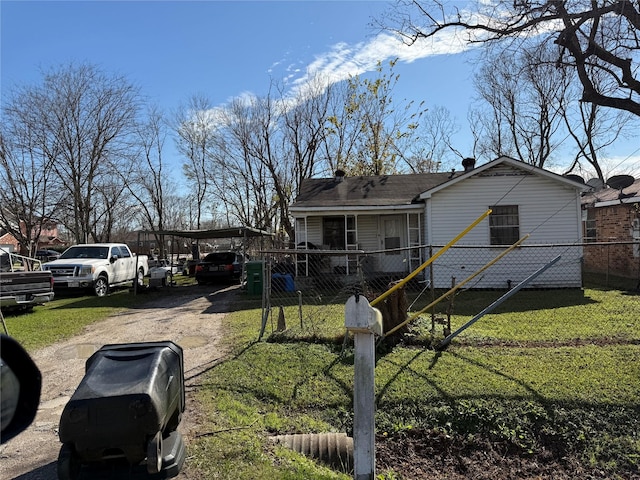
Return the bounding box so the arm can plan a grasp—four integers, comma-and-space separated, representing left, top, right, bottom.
269, 432, 353, 473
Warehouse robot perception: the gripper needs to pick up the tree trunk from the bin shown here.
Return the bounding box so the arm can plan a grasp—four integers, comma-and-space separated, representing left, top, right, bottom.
377, 280, 408, 341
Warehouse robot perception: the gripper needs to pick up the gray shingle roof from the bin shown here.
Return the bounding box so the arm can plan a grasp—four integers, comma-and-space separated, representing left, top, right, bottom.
581, 178, 640, 205
292, 172, 457, 208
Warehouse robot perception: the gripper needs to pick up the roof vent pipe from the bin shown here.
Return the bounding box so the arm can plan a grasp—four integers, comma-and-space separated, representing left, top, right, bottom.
462, 157, 476, 172
334, 169, 346, 183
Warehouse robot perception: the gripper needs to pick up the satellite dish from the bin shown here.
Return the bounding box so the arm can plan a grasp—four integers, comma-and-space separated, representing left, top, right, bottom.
564, 174, 585, 184
606, 175, 635, 190
586, 178, 605, 190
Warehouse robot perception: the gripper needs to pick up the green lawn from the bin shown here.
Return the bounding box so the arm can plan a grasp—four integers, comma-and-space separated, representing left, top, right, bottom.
3, 275, 197, 351
2, 290, 142, 351
192, 286, 640, 479
3, 283, 639, 478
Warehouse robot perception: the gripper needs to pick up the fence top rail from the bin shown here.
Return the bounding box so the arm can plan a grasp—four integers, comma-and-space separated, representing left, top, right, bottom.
260, 240, 637, 256
431, 241, 638, 248
261, 248, 366, 255
260, 240, 640, 255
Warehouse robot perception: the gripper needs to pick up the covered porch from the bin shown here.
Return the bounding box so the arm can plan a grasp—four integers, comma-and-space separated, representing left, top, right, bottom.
293, 210, 424, 279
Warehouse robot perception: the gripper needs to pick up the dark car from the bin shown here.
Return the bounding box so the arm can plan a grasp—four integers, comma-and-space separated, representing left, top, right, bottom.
194, 251, 245, 285
35, 249, 61, 263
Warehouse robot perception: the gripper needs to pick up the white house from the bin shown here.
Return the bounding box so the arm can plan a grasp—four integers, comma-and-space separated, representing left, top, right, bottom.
290, 156, 588, 288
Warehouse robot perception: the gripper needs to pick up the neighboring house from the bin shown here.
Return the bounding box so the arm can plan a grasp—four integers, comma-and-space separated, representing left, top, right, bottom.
581, 178, 640, 280
290, 156, 588, 288
0, 221, 65, 255
0, 231, 20, 252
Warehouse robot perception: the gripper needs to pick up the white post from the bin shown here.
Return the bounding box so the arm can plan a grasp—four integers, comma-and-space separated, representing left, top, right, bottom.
353, 331, 375, 479
345, 295, 382, 480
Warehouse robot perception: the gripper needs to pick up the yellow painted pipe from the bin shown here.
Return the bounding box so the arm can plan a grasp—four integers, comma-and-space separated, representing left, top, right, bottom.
370, 209, 492, 307
382, 233, 530, 339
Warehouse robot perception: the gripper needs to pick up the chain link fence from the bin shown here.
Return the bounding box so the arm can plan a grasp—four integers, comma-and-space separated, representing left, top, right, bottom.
252, 242, 639, 339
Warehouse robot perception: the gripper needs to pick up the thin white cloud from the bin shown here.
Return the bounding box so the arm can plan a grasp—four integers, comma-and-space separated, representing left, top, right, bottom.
282, 0, 560, 100
210, 20, 478, 121
286, 30, 473, 102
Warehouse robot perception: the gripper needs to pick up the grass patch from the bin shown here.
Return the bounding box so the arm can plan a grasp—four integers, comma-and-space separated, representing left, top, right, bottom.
2, 274, 207, 352
376, 344, 640, 405
405, 288, 639, 344
191, 287, 640, 478
2, 289, 150, 351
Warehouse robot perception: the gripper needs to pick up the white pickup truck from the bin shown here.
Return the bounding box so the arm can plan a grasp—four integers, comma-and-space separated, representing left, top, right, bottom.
43, 244, 149, 297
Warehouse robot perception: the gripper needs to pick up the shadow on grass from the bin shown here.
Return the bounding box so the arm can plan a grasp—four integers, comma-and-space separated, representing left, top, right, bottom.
409, 288, 599, 316
45, 285, 189, 310
375, 348, 442, 404
44, 282, 262, 314
583, 272, 640, 292
184, 340, 256, 386
197, 339, 357, 411
201, 286, 264, 314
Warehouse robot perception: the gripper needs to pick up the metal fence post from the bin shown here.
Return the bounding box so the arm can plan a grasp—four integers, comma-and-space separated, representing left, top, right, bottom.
344, 295, 383, 480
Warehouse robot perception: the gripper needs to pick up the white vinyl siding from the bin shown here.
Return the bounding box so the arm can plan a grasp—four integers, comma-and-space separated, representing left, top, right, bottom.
356, 216, 379, 251
426, 166, 583, 288
428, 169, 581, 245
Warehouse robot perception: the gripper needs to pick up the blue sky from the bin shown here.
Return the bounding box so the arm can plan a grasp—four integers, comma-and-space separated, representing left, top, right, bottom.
2, 1, 638, 180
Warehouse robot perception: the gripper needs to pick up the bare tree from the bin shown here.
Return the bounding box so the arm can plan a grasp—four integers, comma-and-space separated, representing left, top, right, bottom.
404, 105, 459, 172
125, 105, 178, 257
471, 42, 569, 168
322, 80, 361, 175
214, 96, 278, 231
561, 67, 635, 181
382, 0, 640, 117
203, 80, 332, 242
0, 128, 56, 255
91, 181, 136, 243
1, 63, 139, 246
174, 94, 216, 230
280, 77, 331, 197
470, 39, 634, 176
197, 96, 270, 231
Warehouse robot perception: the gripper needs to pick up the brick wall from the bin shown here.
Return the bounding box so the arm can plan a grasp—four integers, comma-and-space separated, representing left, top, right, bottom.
583, 203, 640, 278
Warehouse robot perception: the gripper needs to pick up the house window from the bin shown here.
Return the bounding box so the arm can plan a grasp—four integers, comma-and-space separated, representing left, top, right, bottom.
346, 216, 356, 248
583, 208, 596, 242
323, 216, 355, 249
489, 205, 520, 245
323, 217, 345, 249
383, 217, 401, 254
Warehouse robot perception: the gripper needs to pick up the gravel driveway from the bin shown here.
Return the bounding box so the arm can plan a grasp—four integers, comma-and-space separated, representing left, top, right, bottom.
1, 284, 236, 480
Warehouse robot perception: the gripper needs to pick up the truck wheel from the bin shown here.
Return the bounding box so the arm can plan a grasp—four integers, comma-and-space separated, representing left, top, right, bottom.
147, 431, 163, 474
94, 275, 109, 297
57, 443, 81, 480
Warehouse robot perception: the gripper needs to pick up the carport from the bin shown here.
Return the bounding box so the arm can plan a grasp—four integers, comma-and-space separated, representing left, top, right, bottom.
134, 227, 274, 293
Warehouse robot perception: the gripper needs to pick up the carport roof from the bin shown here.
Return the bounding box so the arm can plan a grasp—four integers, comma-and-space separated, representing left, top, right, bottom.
138, 226, 273, 240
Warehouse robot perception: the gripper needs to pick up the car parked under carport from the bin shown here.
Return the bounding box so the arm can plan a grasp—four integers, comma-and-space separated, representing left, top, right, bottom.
194, 252, 245, 285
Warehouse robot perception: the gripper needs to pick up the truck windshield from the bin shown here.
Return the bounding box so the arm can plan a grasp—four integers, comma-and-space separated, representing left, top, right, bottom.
60, 246, 110, 260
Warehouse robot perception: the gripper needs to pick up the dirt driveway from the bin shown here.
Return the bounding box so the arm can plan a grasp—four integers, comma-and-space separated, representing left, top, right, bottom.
1, 284, 237, 480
